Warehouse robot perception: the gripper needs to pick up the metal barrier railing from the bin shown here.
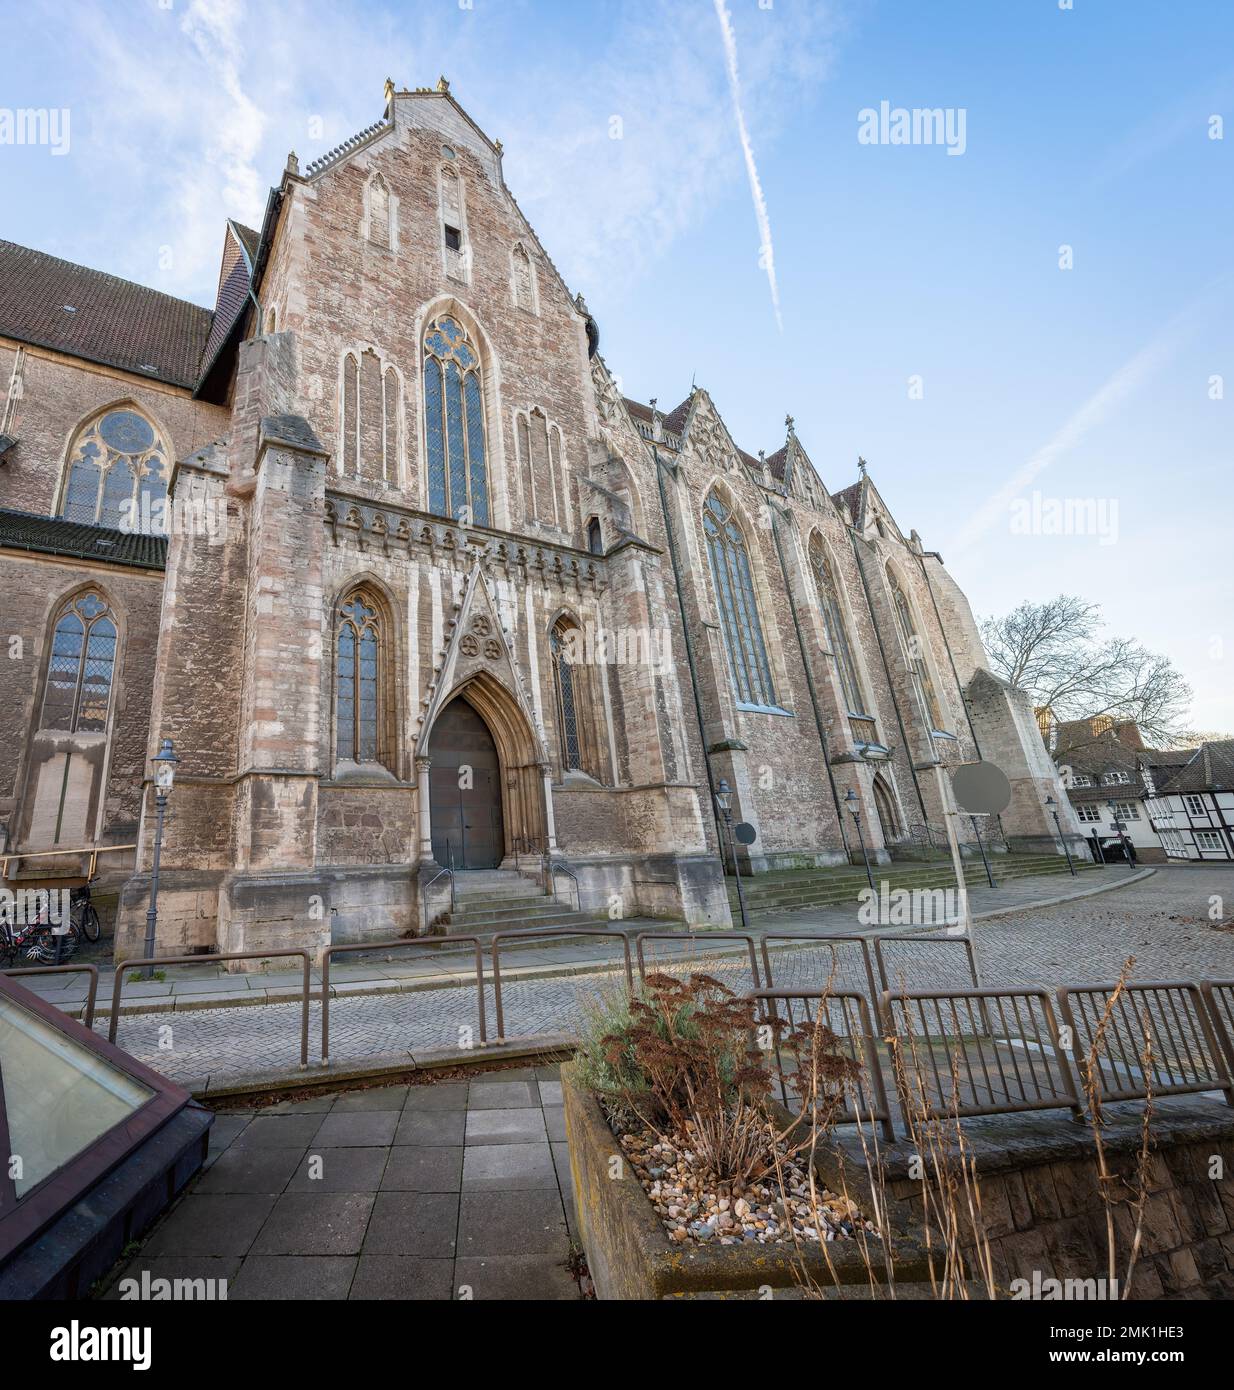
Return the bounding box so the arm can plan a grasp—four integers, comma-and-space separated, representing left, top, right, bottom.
1, 842, 137, 882
1199, 980, 1234, 1080
634, 930, 762, 995
3, 962, 100, 1029
748, 988, 895, 1143
321, 936, 487, 1061
1057, 982, 1234, 1108
759, 934, 879, 1017
489, 926, 632, 1042
882, 987, 1083, 1123
108, 949, 312, 1067
873, 933, 978, 1006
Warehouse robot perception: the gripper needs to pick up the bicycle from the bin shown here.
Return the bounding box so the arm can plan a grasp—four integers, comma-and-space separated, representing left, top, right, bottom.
71, 879, 101, 943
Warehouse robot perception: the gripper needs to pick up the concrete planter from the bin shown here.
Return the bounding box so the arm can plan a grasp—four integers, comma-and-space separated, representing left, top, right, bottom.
561, 1062, 930, 1300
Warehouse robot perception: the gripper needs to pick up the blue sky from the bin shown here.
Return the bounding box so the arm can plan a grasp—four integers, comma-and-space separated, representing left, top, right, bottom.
5, 0, 1231, 730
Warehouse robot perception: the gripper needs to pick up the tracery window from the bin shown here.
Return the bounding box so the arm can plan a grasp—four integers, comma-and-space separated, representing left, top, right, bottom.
702, 490, 775, 708
888, 567, 946, 732
809, 540, 868, 716
423, 315, 489, 525
336, 593, 380, 763
61, 408, 168, 533
550, 620, 583, 774
40, 592, 117, 734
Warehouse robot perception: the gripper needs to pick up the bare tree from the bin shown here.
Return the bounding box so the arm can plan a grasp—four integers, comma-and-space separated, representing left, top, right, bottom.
980, 596, 1192, 746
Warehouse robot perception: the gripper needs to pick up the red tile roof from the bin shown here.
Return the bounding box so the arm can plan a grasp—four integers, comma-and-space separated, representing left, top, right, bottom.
0, 240, 213, 388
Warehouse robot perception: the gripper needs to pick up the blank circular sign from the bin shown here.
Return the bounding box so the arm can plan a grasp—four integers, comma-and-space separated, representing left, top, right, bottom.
952, 761, 1012, 816
734, 822, 758, 845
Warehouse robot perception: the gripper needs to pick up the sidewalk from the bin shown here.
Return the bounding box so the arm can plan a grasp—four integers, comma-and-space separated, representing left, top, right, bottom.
16, 865, 1152, 1021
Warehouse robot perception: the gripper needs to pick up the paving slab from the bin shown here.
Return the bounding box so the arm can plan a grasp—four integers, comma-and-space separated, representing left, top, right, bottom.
395, 1109, 466, 1146
467, 1080, 538, 1109
100, 1256, 242, 1300
362, 1192, 459, 1258
232, 1114, 324, 1149
349, 1256, 455, 1300
312, 1110, 400, 1147
195, 1146, 304, 1195
142, 1194, 276, 1258
454, 1254, 579, 1301
464, 1107, 547, 1145
456, 1190, 568, 1258
286, 1147, 390, 1193
461, 1143, 557, 1192
380, 1146, 463, 1193
229, 1256, 357, 1301
331, 1085, 409, 1112
251, 1192, 375, 1256
402, 1081, 469, 1111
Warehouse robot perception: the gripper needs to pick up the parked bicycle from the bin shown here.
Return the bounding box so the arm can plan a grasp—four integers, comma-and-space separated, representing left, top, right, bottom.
0, 884, 88, 965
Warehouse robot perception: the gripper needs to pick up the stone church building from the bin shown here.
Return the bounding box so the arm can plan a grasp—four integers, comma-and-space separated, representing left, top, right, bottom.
0, 81, 1078, 961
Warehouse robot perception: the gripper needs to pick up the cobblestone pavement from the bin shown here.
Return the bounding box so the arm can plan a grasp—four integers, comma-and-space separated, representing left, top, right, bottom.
91, 868, 1234, 1087
99, 1065, 582, 1302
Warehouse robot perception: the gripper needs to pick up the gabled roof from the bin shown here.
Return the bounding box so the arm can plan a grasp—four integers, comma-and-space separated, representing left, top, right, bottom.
0, 508, 167, 570
0, 241, 213, 389
1153, 740, 1234, 794
832, 482, 863, 525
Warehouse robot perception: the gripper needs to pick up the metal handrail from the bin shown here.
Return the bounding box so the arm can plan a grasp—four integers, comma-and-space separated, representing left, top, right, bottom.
489, 926, 632, 1040
108, 949, 312, 1067
424, 859, 456, 913
321, 935, 487, 1061
759, 933, 880, 1020
1, 842, 138, 881
3, 962, 100, 1029
545, 858, 580, 913
635, 930, 762, 993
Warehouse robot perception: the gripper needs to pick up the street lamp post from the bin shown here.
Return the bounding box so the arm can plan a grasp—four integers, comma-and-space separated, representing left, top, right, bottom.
844, 788, 876, 896
142, 738, 179, 980
1045, 795, 1076, 876
714, 779, 749, 933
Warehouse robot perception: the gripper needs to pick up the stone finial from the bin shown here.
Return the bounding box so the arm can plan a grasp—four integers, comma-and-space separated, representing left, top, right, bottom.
286, 150, 299, 175
384, 76, 395, 104
857, 455, 868, 477
575, 292, 589, 316
785, 413, 795, 435
494, 138, 503, 154
436, 75, 450, 94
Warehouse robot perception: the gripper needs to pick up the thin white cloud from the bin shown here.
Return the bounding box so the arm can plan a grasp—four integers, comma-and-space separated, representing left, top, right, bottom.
713, 0, 781, 330
951, 279, 1230, 561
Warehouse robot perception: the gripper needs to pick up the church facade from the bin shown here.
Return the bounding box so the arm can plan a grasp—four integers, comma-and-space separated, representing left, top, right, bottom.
0, 81, 1080, 962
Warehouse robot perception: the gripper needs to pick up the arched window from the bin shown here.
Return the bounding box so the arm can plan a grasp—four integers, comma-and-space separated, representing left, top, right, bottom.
40, 592, 117, 733
336, 592, 381, 763
586, 517, 603, 555
703, 490, 775, 708
423, 315, 489, 525
367, 173, 391, 247
550, 620, 583, 774
888, 567, 946, 732
809, 540, 868, 716
61, 408, 168, 533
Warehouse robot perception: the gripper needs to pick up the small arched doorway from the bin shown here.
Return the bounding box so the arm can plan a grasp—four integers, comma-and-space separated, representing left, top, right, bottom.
872, 773, 900, 847
427, 697, 505, 868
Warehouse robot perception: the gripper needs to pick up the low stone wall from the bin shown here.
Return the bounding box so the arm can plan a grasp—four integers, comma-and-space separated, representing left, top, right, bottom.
829, 1096, 1234, 1300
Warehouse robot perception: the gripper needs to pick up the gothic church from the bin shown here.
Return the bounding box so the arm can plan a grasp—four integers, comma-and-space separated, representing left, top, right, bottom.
0, 80, 1079, 960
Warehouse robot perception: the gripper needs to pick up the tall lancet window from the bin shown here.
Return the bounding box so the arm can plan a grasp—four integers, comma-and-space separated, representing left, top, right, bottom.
41, 592, 118, 734
809, 540, 867, 716
61, 408, 169, 533
336, 593, 381, 763
702, 490, 775, 708
550, 620, 583, 774
423, 315, 489, 525
888, 567, 946, 732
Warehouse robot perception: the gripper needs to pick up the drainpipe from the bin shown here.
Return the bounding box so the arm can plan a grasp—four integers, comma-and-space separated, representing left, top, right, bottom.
651, 443, 725, 852
767, 500, 850, 855
847, 528, 928, 823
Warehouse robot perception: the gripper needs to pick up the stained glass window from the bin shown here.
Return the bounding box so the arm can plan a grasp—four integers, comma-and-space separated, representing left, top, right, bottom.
703, 491, 775, 708
61, 409, 167, 533
336, 595, 380, 764
423, 316, 488, 525
888, 568, 946, 732
810, 542, 868, 716
551, 622, 582, 773
40, 592, 117, 734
